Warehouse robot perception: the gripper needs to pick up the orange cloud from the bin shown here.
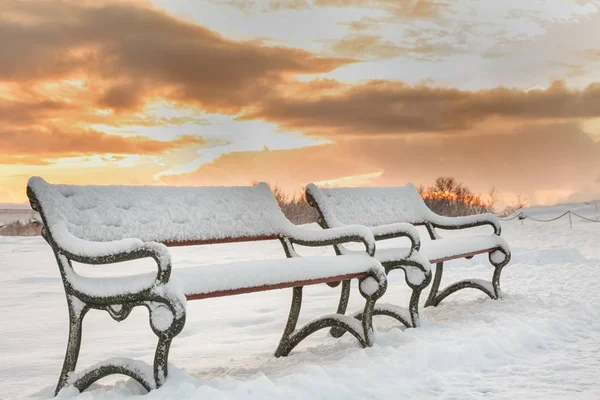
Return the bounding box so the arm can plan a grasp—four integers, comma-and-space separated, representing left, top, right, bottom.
160, 143, 371, 192
0, 99, 74, 126
222, 0, 447, 18
329, 31, 449, 61
0, 126, 203, 164
97, 82, 147, 112
0, 0, 354, 113
217, 0, 310, 12
247, 80, 600, 136
0, 0, 357, 170
314, 0, 446, 18
331, 34, 407, 59
582, 49, 600, 61
342, 17, 384, 32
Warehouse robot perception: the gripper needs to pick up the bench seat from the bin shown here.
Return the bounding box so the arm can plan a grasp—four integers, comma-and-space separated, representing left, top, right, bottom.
177, 254, 381, 299
341, 235, 509, 303
68, 254, 382, 301
344, 235, 509, 265
421, 235, 509, 264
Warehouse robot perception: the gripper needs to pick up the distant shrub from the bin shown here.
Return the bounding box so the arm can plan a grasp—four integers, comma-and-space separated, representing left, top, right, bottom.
252, 181, 318, 225
0, 219, 43, 236
418, 177, 529, 218
417, 177, 496, 217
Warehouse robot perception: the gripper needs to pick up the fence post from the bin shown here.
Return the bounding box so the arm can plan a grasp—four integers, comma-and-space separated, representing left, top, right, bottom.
568, 211, 572, 228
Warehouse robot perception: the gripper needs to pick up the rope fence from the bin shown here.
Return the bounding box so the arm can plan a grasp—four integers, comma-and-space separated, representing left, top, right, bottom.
500, 210, 600, 227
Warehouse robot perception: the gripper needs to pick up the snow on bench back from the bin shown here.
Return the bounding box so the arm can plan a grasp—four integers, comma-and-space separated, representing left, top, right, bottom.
27, 177, 291, 246
306, 183, 432, 227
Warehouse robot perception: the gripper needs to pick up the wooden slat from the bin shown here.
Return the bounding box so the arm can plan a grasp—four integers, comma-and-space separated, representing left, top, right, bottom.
429, 247, 498, 264
185, 272, 369, 301
162, 234, 280, 247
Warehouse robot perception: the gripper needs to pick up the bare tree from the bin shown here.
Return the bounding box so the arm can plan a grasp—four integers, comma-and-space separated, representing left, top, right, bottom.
252, 181, 318, 224
497, 194, 528, 217
486, 187, 498, 213
421, 176, 494, 217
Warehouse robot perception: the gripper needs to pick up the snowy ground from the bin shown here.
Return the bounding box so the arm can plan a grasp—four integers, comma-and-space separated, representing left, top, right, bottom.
1, 203, 599, 399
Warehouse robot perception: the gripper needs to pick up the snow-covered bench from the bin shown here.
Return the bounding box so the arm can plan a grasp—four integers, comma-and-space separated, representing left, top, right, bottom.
27, 177, 387, 396
305, 183, 511, 312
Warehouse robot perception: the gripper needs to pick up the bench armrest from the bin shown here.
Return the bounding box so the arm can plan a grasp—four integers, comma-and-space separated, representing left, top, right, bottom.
369, 223, 421, 252
429, 213, 501, 235
47, 227, 172, 285
281, 224, 376, 256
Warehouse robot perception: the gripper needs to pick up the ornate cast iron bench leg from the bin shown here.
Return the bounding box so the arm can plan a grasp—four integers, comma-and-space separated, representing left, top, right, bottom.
424, 250, 511, 307
56, 295, 88, 395
330, 259, 431, 338
52, 254, 186, 396
395, 259, 432, 328
274, 272, 387, 357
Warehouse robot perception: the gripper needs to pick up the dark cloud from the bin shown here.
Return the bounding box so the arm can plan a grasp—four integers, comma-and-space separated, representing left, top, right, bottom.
97, 82, 147, 112
0, 0, 353, 112
0, 99, 74, 126
247, 80, 600, 135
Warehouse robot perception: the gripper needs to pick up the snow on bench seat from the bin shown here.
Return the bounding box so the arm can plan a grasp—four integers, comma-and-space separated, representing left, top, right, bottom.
27, 177, 377, 258
420, 235, 509, 264
176, 254, 382, 299
305, 182, 510, 262
305, 183, 501, 233
66, 254, 382, 300
308, 185, 429, 227
344, 235, 508, 275
27, 177, 290, 249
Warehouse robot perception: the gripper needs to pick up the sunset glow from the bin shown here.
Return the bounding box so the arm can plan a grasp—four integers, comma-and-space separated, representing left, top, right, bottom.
1, 0, 600, 205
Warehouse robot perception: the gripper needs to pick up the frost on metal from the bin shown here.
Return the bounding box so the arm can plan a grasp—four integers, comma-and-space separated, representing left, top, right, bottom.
305, 182, 512, 323
27, 176, 387, 396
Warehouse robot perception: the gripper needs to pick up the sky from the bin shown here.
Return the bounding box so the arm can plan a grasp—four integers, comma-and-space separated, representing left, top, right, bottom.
1, 0, 600, 207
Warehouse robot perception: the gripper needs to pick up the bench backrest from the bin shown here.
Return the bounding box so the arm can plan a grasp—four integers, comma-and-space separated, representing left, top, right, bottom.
27, 177, 291, 246
305, 183, 432, 227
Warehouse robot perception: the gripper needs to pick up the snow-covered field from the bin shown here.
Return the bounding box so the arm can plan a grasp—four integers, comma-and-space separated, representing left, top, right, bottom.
1, 203, 599, 399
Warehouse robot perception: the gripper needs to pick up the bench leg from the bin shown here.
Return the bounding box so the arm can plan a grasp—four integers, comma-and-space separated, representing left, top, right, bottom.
55, 295, 88, 395
382, 260, 432, 328
331, 261, 431, 336
424, 250, 511, 307
274, 273, 387, 357
54, 296, 186, 396
424, 262, 445, 307
405, 267, 429, 327
329, 280, 351, 338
